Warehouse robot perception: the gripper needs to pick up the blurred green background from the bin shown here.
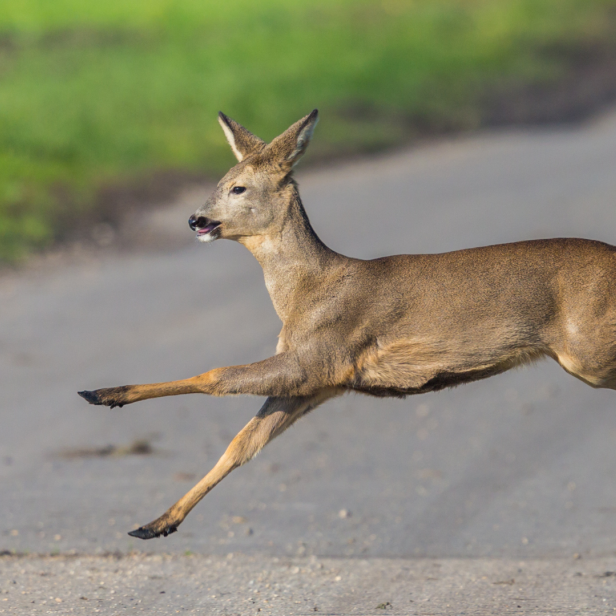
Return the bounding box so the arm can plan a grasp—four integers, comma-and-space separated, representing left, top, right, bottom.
1, 0, 615, 261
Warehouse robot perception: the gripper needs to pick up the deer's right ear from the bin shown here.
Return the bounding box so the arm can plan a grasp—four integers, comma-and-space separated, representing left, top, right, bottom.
218, 112, 266, 162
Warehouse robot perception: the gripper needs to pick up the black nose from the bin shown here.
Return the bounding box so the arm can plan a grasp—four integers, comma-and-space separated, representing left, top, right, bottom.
188, 215, 206, 231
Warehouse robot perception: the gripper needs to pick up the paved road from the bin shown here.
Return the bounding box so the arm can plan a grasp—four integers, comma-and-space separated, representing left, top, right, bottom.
2, 110, 616, 613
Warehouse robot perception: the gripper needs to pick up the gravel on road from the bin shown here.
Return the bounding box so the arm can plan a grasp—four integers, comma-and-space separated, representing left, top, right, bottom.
2, 553, 616, 615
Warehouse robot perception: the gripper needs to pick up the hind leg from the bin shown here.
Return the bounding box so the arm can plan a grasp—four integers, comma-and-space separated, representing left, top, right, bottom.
556, 348, 616, 389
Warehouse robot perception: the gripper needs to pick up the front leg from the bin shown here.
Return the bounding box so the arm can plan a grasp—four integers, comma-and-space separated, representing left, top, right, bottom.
78, 352, 314, 408
128, 390, 339, 539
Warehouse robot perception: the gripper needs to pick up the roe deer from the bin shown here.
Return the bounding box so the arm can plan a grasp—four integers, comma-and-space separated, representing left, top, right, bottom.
79, 110, 616, 540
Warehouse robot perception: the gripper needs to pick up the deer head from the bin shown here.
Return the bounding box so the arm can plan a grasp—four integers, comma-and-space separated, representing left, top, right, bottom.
189, 110, 319, 244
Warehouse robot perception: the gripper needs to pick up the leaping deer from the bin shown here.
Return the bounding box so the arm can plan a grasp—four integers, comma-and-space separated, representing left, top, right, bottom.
79, 110, 616, 539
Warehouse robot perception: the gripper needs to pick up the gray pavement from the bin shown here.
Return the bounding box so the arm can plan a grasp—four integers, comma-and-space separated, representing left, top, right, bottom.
2, 110, 616, 612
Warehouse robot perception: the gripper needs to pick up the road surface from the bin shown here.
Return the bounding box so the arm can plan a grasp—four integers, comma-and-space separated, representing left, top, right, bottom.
2, 110, 616, 613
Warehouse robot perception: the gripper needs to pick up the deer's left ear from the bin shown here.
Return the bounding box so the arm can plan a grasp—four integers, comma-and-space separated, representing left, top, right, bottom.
265, 109, 319, 170
218, 112, 266, 162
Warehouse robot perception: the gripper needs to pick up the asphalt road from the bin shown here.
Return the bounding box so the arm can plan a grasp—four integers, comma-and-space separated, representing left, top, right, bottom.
2, 110, 616, 613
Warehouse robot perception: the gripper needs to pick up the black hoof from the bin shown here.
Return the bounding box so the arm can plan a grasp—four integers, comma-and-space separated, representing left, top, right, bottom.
78, 390, 124, 408
128, 524, 178, 540
78, 390, 102, 405
128, 526, 158, 540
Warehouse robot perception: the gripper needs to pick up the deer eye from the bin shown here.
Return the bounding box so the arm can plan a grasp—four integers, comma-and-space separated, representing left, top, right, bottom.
231, 186, 246, 195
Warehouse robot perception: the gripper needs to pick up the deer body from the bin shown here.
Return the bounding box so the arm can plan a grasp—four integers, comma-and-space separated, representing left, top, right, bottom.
79, 111, 616, 539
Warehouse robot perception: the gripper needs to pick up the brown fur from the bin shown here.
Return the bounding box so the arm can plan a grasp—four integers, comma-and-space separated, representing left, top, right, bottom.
79, 111, 616, 539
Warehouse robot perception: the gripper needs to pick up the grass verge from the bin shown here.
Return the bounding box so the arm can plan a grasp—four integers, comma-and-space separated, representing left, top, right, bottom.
1, 0, 616, 261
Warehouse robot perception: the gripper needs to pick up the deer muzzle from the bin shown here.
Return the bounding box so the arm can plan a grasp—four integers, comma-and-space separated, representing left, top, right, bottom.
189, 215, 221, 239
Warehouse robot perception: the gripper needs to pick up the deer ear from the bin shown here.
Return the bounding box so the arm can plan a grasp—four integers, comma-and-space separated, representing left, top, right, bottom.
266, 109, 319, 170
218, 112, 266, 162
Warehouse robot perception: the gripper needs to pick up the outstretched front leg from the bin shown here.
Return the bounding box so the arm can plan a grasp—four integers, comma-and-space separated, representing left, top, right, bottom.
128, 390, 339, 539
78, 352, 313, 407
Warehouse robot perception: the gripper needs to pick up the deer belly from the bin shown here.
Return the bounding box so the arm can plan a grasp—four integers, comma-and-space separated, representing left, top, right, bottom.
353, 337, 546, 397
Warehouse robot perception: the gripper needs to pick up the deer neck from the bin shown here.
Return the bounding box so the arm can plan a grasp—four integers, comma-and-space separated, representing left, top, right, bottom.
239, 189, 339, 322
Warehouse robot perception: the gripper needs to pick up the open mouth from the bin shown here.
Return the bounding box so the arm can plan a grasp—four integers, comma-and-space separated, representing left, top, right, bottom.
196, 219, 221, 238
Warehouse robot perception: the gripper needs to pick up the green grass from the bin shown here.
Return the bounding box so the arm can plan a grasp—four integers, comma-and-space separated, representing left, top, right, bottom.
0, 0, 615, 260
